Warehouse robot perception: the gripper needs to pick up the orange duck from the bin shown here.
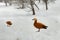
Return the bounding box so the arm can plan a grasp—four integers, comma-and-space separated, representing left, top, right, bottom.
32, 18, 48, 32
6, 20, 12, 27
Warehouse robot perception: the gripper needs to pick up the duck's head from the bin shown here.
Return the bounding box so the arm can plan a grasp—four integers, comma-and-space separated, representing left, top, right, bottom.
32, 18, 37, 21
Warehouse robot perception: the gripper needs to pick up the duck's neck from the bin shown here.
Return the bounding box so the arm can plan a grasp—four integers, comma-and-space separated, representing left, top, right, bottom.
34, 20, 37, 23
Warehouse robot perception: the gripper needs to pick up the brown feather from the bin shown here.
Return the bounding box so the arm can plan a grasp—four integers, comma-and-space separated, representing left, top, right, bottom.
6, 21, 12, 27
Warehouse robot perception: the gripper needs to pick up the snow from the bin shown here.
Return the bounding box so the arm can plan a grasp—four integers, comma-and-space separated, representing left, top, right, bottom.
0, 0, 60, 40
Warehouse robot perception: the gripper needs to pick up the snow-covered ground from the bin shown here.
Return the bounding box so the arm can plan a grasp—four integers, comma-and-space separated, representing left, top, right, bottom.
0, 0, 60, 40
